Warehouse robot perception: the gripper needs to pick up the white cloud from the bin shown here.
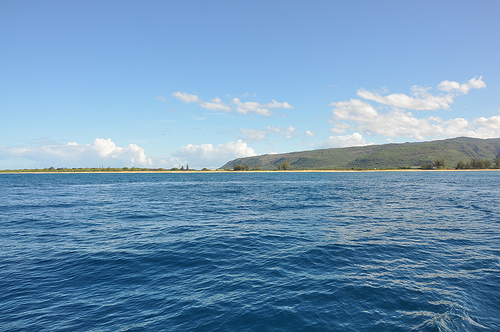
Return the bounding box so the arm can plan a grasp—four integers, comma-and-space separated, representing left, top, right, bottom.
240, 128, 269, 142
172, 91, 293, 116
0, 138, 153, 169
357, 88, 455, 111
306, 130, 315, 137
286, 126, 296, 138
172, 139, 256, 169
330, 99, 378, 120
266, 100, 294, 109
232, 98, 272, 116
438, 76, 486, 94
437, 118, 473, 137
473, 114, 500, 129
240, 125, 303, 142
472, 114, 500, 138
329, 122, 351, 134
322, 133, 373, 148
200, 98, 231, 111
356, 77, 486, 111
172, 92, 201, 104
331, 100, 464, 140
267, 126, 281, 133
328, 77, 495, 141
330, 99, 500, 140
156, 96, 167, 102
266, 125, 297, 138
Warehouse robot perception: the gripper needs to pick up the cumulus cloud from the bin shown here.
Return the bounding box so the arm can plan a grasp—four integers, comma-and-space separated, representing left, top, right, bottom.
329, 77, 497, 141
331, 99, 378, 121
172, 92, 202, 104
357, 88, 454, 111
173, 92, 231, 112
322, 133, 373, 148
329, 122, 351, 134
266, 100, 294, 109
438, 76, 486, 94
472, 114, 500, 138
473, 114, 500, 129
172, 91, 293, 116
267, 125, 296, 138
200, 98, 231, 111
0, 138, 153, 169
306, 130, 315, 137
232, 98, 272, 116
330, 100, 500, 140
172, 139, 256, 169
330, 99, 475, 140
357, 76, 486, 111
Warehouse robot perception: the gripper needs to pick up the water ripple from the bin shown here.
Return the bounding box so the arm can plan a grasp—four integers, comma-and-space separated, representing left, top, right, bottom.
1, 172, 499, 331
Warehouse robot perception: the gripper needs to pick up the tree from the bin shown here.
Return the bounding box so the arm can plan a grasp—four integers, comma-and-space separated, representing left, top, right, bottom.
276, 162, 282, 170
456, 161, 466, 169
186, 164, 189, 171
495, 158, 500, 169
180, 165, 185, 171
470, 159, 490, 169
421, 162, 433, 170
233, 164, 244, 171
244, 164, 251, 171
281, 161, 290, 170
470, 159, 485, 169
434, 158, 446, 169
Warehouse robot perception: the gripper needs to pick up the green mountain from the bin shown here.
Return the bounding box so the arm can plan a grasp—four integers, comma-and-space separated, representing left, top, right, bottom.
220, 137, 500, 170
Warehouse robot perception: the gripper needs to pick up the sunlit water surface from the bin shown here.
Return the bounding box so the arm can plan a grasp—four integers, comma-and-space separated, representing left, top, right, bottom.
1, 172, 499, 331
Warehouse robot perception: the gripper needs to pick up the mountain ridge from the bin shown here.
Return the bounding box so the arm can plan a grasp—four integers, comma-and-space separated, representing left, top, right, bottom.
220, 137, 500, 170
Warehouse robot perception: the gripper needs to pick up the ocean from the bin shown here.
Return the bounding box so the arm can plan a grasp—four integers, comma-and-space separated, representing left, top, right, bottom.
1, 171, 499, 331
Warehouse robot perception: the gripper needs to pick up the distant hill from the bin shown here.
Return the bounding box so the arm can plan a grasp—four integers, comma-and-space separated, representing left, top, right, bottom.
220, 137, 500, 170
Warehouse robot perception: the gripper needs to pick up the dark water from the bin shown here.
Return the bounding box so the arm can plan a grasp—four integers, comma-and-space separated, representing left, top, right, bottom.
1, 172, 499, 331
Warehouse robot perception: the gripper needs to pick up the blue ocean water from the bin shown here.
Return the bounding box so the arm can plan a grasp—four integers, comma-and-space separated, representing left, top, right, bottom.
0, 171, 499, 331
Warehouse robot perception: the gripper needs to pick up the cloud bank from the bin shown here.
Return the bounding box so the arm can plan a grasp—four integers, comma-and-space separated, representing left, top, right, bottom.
172, 139, 256, 169
0, 138, 153, 169
330, 77, 499, 140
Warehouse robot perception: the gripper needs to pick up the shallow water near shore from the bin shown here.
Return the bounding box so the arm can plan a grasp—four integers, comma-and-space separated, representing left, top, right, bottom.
1, 171, 499, 331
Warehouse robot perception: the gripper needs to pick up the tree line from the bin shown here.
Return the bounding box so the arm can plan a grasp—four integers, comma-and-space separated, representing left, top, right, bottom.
232, 161, 291, 171
0, 165, 215, 172
232, 164, 260, 171
455, 158, 500, 169
422, 158, 500, 170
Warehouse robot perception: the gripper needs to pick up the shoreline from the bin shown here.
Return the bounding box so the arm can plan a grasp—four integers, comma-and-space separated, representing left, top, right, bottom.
1, 169, 499, 174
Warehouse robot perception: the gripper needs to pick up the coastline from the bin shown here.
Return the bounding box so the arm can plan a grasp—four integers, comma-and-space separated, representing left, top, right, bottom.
1, 169, 500, 174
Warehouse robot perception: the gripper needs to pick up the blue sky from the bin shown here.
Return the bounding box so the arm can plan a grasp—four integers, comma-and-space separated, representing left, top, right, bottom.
1, 0, 500, 169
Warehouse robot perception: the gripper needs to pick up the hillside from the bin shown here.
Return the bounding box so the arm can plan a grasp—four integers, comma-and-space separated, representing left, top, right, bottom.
220, 137, 500, 170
